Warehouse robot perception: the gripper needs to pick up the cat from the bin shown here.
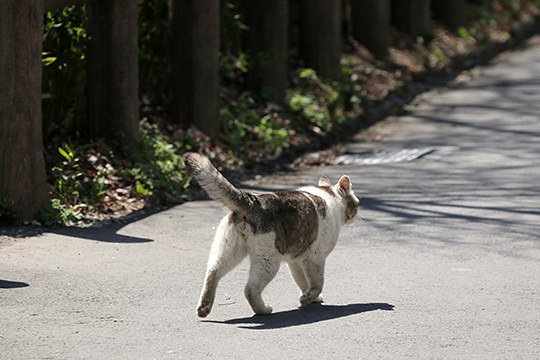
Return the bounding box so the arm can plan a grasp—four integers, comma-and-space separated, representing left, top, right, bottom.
183, 152, 360, 317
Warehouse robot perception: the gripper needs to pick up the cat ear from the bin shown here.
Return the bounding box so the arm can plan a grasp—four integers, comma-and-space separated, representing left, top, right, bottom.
318, 175, 332, 187
338, 175, 352, 194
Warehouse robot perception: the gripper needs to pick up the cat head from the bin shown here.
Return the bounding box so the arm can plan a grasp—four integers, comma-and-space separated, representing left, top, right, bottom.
318, 175, 360, 225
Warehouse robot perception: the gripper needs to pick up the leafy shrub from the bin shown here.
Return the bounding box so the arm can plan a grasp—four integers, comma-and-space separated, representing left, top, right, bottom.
40, 125, 191, 226
39, 199, 82, 227
221, 93, 290, 157
287, 69, 340, 132
124, 124, 190, 202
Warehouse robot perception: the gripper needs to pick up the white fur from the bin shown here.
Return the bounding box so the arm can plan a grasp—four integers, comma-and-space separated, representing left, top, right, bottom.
196, 182, 359, 318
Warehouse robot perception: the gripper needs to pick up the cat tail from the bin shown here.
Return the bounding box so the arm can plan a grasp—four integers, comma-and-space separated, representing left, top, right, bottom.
184, 152, 258, 214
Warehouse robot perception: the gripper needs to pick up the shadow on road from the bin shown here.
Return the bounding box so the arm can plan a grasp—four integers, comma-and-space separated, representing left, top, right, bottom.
52, 222, 154, 244
0, 279, 29, 289
203, 302, 394, 330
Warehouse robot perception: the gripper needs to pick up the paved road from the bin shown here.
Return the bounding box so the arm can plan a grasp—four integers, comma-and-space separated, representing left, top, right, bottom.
2, 44, 540, 359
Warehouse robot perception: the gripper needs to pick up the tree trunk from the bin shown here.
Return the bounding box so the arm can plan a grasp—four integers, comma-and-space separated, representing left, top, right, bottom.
391, 0, 431, 37
298, 0, 342, 80
171, 0, 220, 139
0, 0, 48, 221
245, 0, 288, 104
86, 0, 139, 148
432, 0, 467, 30
350, 0, 391, 58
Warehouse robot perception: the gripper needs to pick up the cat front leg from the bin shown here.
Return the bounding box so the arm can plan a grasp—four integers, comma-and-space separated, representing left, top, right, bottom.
289, 262, 324, 304
300, 260, 325, 306
288, 262, 308, 293
245, 255, 280, 315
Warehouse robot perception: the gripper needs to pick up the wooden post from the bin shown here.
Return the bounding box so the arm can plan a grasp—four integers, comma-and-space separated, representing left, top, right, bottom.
350, 0, 391, 58
86, 0, 139, 148
0, 0, 48, 220
171, 0, 220, 138
391, 0, 431, 37
432, 0, 467, 30
298, 0, 342, 80
245, 0, 288, 104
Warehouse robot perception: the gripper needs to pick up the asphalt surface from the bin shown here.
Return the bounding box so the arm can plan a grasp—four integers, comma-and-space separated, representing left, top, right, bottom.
2, 43, 540, 359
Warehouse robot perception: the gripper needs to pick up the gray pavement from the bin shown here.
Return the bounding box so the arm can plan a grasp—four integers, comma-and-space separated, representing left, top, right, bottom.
2, 43, 540, 359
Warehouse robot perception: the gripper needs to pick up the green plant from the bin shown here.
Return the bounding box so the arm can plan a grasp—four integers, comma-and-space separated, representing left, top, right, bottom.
219, 1, 252, 87
39, 126, 194, 226
127, 125, 190, 202
221, 93, 290, 156
44, 143, 113, 225
457, 26, 474, 41
39, 198, 82, 227
220, 51, 252, 85
42, 6, 87, 139
287, 69, 340, 132
51, 143, 83, 205
220, 1, 248, 54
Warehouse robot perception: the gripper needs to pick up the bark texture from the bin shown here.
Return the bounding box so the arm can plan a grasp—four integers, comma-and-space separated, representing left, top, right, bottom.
0, 0, 48, 220
171, 0, 221, 138
299, 0, 342, 80
86, 0, 140, 147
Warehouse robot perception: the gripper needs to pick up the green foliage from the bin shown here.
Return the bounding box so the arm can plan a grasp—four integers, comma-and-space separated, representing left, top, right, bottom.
127, 125, 190, 202
39, 199, 82, 227
40, 126, 191, 226
466, 0, 531, 37
51, 143, 83, 205
287, 69, 340, 132
49, 143, 108, 210
43, 6, 87, 62
221, 93, 290, 156
42, 6, 87, 139
457, 26, 474, 41
219, 1, 251, 86
220, 51, 251, 80
220, 1, 248, 53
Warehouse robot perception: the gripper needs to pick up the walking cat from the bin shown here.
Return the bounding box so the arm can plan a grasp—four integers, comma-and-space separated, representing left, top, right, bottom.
184, 152, 360, 317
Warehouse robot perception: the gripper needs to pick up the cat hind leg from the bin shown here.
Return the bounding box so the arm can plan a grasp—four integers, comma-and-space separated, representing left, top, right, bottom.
197, 219, 247, 317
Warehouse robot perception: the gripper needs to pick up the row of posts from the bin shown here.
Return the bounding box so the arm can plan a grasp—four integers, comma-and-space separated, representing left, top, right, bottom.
0, 0, 466, 220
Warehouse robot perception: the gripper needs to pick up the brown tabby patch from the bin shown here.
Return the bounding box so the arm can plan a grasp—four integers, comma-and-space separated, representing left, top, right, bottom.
319, 186, 336, 197
344, 195, 359, 222
302, 191, 328, 218
230, 191, 329, 258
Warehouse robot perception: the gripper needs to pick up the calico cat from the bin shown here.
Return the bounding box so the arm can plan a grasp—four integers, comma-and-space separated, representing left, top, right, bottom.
184, 152, 360, 317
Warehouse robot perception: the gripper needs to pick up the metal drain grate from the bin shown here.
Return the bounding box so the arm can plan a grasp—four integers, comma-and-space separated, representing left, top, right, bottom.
336, 147, 436, 165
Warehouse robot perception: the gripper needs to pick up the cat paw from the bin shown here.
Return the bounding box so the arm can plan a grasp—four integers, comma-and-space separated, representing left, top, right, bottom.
300, 290, 322, 306
254, 304, 273, 315
196, 301, 212, 318
300, 294, 311, 306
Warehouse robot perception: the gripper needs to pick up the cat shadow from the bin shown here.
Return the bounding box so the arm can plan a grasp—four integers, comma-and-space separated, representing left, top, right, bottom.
203, 302, 394, 330
0, 279, 29, 289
